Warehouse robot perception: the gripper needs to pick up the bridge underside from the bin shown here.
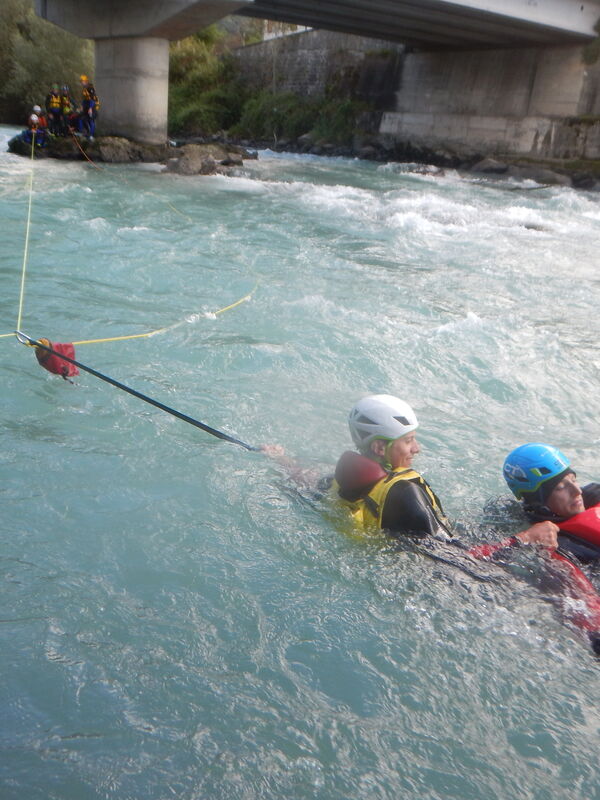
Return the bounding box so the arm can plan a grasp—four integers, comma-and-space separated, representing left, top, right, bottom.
238, 0, 598, 48
34, 0, 600, 143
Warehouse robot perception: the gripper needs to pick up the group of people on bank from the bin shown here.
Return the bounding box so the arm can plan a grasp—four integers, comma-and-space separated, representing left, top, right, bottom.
265, 394, 600, 654
22, 75, 100, 147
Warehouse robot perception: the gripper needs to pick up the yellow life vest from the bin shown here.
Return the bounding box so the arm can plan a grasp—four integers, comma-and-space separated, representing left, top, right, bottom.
331, 468, 447, 530
82, 86, 99, 108
48, 93, 61, 110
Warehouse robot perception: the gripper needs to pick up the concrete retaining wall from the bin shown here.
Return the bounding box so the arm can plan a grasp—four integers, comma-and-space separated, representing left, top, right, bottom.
380, 44, 600, 158
232, 29, 403, 101
233, 31, 600, 160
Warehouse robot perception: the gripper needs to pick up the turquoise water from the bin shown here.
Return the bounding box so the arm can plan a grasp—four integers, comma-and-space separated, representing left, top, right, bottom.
2, 124, 600, 799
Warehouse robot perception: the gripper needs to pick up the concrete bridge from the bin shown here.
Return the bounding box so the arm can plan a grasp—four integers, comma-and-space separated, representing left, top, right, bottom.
35, 0, 600, 143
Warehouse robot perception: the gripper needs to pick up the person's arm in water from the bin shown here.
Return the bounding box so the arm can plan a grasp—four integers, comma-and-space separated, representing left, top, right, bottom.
260, 445, 322, 489
468, 521, 559, 559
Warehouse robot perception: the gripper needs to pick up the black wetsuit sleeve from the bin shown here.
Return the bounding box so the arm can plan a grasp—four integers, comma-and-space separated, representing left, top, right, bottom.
583, 483, 600, 508
380, 480, 448, 538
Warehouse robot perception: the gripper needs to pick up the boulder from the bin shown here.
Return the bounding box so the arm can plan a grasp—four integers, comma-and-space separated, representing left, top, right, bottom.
470, 157, 509, 174
357, 145, 378, 160
571, 171, 597, 190
297, 133, 315, 152
164, 143, 248, 175
507, 164, 571, 186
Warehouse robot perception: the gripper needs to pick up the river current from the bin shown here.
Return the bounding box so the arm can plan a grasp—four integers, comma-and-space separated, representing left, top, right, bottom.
1, 124, 600, 799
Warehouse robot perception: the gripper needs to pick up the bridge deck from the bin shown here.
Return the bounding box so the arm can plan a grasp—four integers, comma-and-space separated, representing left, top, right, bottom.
237, 0, 600, 48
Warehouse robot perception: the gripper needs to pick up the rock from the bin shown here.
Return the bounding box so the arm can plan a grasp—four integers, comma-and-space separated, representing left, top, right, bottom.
96, 136, 137, 162
166, 145, 215, 175
199, 156, 217, 175
357, 145, 378, 159
571, 171, 597, 190
225, 143, 257, 159
470, 157, 509, 174
220, 153, 244, 167
164, 143, 244, 175
507, 164, 571, 186
7, 134, 45, 157
297, 133, 314, 152
320, 143, 337, 156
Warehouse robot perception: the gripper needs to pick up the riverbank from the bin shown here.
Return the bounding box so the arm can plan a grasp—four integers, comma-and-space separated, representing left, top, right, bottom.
8, 127, 600, 190
188, 130, 600, 190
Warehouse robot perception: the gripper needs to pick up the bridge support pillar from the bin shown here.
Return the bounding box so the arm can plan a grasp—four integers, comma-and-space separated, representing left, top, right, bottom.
34, 0, 249, 145
95, 37, 169, 144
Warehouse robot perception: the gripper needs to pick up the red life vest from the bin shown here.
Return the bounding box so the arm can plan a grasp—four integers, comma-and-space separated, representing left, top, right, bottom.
558, 505, 600, 548
35, 338, 79, 379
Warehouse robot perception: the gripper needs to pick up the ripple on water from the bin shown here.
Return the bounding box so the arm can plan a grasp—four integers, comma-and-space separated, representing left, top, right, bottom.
2, 132, 600, 799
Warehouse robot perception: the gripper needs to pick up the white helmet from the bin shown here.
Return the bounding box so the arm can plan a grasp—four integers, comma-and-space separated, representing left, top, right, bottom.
348, 394, 418, 452
29, 114, 39, 124
33, 105, 41, 113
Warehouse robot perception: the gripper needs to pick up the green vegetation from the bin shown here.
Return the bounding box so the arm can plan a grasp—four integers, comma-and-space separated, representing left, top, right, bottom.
0, 0, 92, 123
226, 90, 368, 146
582, 19, 600, 64
229, 91, 319, 142
168, 30, 370, 145
168, 29, 248, 136
565, 115, 600, 125
311, 97, 369, 145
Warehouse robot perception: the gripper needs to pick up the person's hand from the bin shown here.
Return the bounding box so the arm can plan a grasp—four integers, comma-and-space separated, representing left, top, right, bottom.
260, 444, 286, 459
516, 521, 559, 548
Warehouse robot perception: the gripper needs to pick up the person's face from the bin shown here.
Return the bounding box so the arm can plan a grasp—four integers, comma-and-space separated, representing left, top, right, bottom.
371, 432, 420, 470
546, 472, 584, 518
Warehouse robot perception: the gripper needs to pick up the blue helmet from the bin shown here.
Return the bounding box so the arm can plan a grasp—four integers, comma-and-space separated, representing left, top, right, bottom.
503, 443, 572, 504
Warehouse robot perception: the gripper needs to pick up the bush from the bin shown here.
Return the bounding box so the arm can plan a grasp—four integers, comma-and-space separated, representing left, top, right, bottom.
230, 91, 320, 142
168, 37, 246, 136
0, 0, 93, 124
311, 98, 368, 145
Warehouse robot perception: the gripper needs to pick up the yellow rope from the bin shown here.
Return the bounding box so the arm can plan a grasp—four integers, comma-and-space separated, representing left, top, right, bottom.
2, 133, 256, 342
70, 330, 169, 345
15, 136, 36, 332
213, 289, 255, 316
67, 284, 257, 345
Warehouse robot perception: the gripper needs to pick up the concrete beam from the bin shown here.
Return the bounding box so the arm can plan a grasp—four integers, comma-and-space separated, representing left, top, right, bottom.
241, 0, 600, 48
441, 0, 599, 37
242, 0, 582, 48
34, 0, 252, 41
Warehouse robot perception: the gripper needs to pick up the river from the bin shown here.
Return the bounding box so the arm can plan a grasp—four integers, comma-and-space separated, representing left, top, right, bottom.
1, 124, 600, 800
